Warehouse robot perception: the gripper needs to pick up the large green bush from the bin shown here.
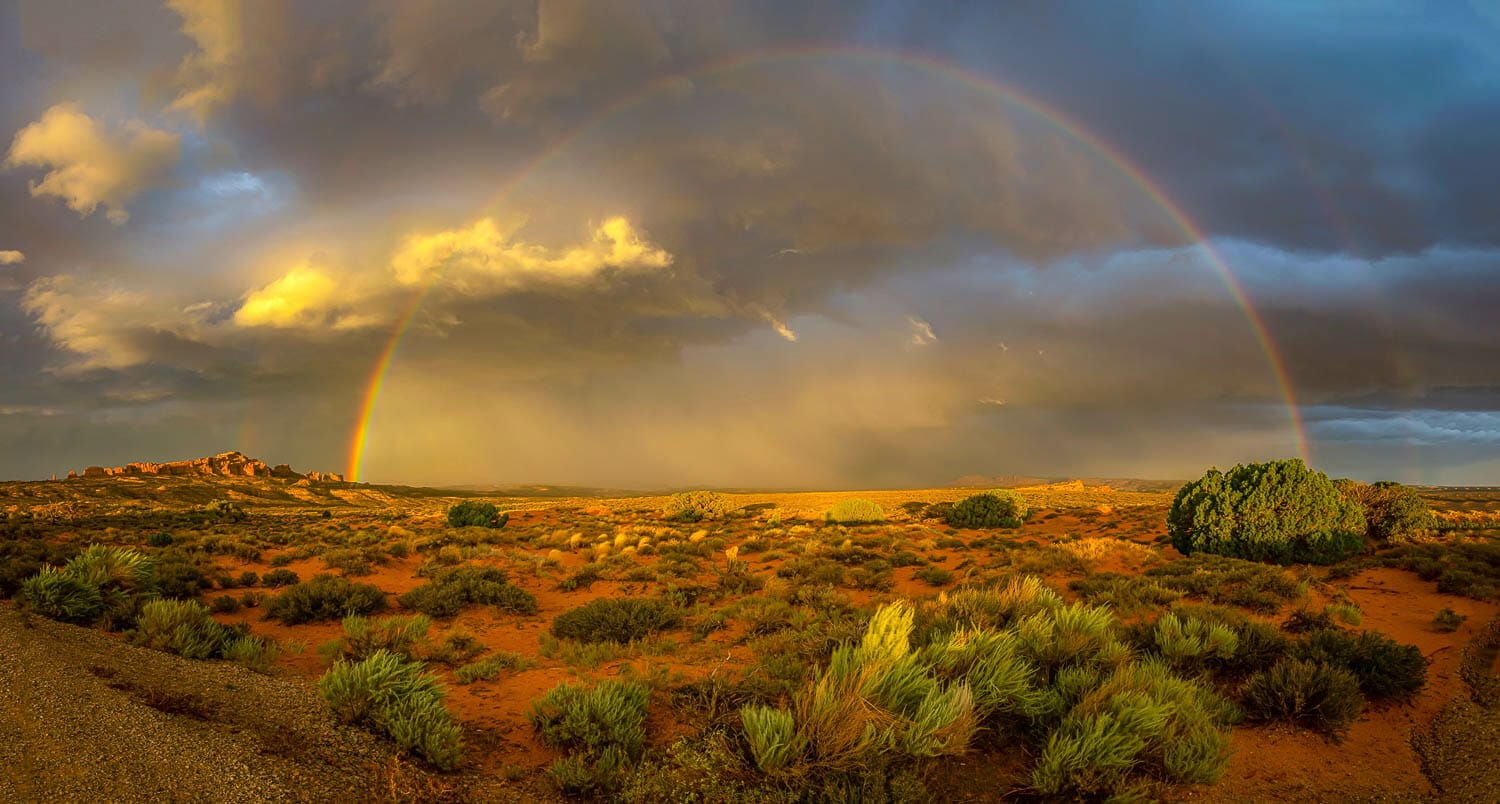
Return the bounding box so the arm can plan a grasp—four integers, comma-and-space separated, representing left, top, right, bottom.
945, 491, 1028, 529
551, 597, 679, 644
1336, 480, 1431, 543
1168, 459, 1366, 565
266, 574, 386, 624
320, 650, 462, 770
446, 501, 508, 529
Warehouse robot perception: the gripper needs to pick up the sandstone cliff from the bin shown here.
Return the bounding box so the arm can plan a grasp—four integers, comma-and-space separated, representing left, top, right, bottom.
72, 452, 344, 483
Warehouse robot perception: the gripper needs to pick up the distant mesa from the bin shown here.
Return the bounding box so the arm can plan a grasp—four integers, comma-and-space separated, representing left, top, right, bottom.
67, 451, 344, 483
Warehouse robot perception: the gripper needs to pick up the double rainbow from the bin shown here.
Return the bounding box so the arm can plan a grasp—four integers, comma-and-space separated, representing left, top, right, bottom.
346, 45, 1307, 482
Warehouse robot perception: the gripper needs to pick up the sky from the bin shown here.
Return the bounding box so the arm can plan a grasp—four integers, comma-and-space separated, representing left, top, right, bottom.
1, 0, 1498, 488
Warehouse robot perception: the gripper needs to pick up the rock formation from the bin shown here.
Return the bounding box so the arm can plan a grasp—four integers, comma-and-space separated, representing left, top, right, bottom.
66, 451, 344, 483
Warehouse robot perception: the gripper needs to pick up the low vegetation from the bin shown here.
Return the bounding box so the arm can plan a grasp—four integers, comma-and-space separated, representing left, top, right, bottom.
550, 597, 679, 644
398, 565, 537, 618
266, 574, 387, 624
530, 679, 651, 795
0, 461, 1487, 799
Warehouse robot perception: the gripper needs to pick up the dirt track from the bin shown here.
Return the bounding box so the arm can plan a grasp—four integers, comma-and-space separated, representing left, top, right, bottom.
0, 605, 510, 803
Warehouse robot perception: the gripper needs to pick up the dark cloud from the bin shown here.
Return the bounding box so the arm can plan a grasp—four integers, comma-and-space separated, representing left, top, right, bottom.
0, 0, 1496, 485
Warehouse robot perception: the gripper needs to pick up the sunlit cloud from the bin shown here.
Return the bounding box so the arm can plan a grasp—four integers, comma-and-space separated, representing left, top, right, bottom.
907, 315, 937, 347
166, 0, 244, 122
389, 216, 673, 289
4, 104, 180, 224
0, 251, 24, 266
234, 263, 343, 328
756, 308, 798, 342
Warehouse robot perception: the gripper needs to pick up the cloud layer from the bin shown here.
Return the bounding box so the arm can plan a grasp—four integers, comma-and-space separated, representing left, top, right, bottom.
0, 1, 1497, 486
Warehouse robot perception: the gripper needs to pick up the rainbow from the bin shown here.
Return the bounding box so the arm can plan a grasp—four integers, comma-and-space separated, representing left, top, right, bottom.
346, 44, 1309, 482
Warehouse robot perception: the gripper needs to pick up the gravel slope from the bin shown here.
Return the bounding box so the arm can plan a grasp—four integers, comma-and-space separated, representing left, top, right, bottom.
0, 605, 515, 802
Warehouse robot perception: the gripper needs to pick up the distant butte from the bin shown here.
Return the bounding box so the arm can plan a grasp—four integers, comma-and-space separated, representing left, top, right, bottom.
68, 451, 344, 483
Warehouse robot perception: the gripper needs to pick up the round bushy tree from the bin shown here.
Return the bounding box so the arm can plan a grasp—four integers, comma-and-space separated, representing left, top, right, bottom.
1335, 480, 1430, 543
446, 500, 507, 529
945, 491, 1028, 529
1168, 459, 1365, 565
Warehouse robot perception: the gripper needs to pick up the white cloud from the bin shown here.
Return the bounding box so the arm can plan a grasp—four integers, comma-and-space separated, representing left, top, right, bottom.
4, 104, 179, 224
0, 250, 24, 265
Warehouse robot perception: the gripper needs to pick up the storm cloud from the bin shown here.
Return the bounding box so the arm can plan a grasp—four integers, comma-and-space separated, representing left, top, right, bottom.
1, 0, 1497, 486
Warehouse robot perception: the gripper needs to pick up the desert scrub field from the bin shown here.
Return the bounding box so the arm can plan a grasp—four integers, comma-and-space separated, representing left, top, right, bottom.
1, 473, 1498, 800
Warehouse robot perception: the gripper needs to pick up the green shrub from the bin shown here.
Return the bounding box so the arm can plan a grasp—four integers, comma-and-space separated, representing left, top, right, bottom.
21, 567, 105, 624
209, 594, 242, 614
1242, 658, 1363, 735
153, 556, 206, 599
446, 501, 508, 529
21, 545, 154, 627
1168, 459, 1366, 565
1336, 480, 1431, 543
551, 598, 679, 644
261, 568, 300, 588
131, 599, 237, 659
824, 499, 884, 524
618, 735, 781, 803
454, 651, 532, 684
1030, 659, 1236, 796
1378, 541, 1500, 601
530, 680, 651, 794
266, 574, 386, 624
1282, 608, 1339, 634
398, 565, 537, 618
1145, 554, 1305, 613
1291, 629, 1427, 701
1432, 608, 1466, 633
201, 500, 246, 522
741, 705, 804, 773
326, 614, 432, 661
0, 538, 75, 599
1069, 573, 1182, 616
319, 650, 462, 770
1149, 613, 1238, 673
1160, 603, 1289, 678
662, 491, 733, 522
531, 679, 652, 757
923, 502, 955, 522
914, 566, 954, 587
146, 532, 173, 548
945, 491, 1027, 529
